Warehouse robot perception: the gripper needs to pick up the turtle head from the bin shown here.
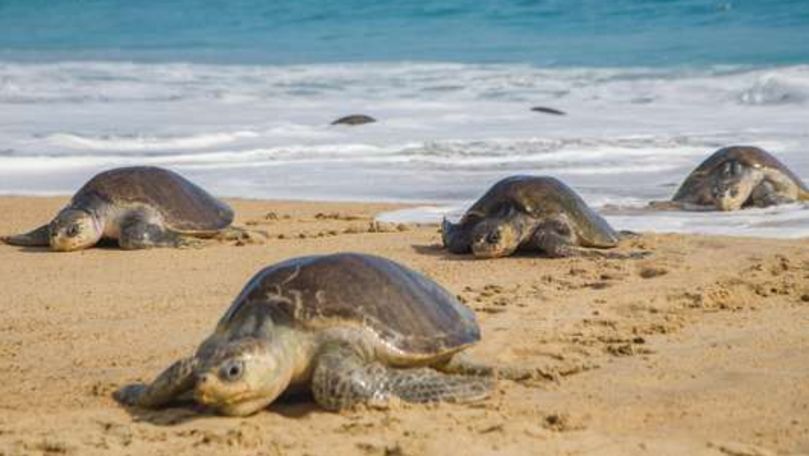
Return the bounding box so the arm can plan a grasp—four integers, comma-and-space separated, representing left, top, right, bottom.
194, 336, 295, 416
442, 217, 472, 254
711, 161, 756, 211
49, 209, 102, 251
470, 218, 523, 258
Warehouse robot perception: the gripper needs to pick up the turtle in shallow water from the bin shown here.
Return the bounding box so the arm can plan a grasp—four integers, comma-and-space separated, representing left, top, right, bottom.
654, 146, 809, 211
114, 253, 493, 415
2, 166, 233, 251
442, 176, 620, 258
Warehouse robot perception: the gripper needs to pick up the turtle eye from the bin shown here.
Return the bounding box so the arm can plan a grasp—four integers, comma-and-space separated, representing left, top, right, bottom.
219, 359, 245, 382
730, 188, 739, 197
555, 223, 571, 236
65, 224, 80, 238
485, 230, 501, 244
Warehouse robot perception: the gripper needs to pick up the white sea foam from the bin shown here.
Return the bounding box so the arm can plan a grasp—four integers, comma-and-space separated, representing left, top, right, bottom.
1, 61, 807, 237
45, 131, 260, 151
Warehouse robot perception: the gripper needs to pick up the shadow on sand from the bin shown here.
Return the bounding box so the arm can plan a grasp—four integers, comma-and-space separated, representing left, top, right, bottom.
114, 391, 323, 426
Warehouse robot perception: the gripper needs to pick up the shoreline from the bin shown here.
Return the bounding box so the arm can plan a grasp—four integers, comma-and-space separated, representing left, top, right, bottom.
1, 196, 808, 455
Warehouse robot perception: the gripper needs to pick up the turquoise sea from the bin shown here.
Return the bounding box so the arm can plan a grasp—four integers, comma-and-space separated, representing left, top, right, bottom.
0, 0, 808, 236
1, 0, 808, 66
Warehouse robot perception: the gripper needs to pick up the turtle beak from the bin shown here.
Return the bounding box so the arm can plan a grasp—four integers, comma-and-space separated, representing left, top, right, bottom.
194, 373, 217, 405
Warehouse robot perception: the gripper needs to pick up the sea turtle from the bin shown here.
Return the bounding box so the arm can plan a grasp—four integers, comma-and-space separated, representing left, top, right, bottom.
655, 146, 809, 211
331, 114, 376, 126
114, 253, 493, 415
442, 175, 619, 258
2, 166, 234, 251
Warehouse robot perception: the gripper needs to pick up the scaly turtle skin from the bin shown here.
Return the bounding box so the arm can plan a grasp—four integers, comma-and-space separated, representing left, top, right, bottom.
442, 176, 619, 258
662, 146, 809, 211
114, 253, 493, 415
2, 166, 233, 251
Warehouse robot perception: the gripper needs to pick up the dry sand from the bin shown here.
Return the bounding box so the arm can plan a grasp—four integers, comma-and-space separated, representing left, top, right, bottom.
0, 196, 807, 456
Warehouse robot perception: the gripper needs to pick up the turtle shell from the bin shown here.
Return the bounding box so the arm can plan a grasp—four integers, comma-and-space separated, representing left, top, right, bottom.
72, 166, 233, 233
218, 253, 480, 358
673, 146, 809, 201
462, 175, 618, 247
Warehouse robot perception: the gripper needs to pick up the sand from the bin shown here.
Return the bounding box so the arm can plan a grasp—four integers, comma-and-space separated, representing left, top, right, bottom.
0, 196, 807, 456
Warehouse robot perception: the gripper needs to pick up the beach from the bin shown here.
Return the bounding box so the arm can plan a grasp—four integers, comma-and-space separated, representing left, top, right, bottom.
2, 1, 809, 454
1, 196, 807, 455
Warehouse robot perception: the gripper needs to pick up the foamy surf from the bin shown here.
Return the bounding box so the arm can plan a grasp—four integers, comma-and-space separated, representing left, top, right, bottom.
45, 131, 261, 151
0, 61, 807, 237
377, 203, 809, 239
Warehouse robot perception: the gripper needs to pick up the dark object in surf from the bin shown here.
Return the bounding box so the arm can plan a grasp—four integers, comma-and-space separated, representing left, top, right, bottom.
331, 114, 377, 126
530, 106, 566, 116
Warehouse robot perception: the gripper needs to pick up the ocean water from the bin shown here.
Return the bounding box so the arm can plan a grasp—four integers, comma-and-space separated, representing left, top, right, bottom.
2, 0, 809, 66
1, 1, 808, 237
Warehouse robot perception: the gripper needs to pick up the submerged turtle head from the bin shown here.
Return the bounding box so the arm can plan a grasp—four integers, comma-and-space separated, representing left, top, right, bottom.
194, 336, 295, 416
711, 161, 757, 211
49, 209, 103, 251
470, 218, 524, 258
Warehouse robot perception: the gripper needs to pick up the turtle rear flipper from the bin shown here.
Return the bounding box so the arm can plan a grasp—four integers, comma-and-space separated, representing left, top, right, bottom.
212, 226, 270, 245
799, 184, 809, 201
572, 249, 652, 260
648, 200, 686, 211
2, 224, 50, 247
650, 200, 718, 212
435, 352, 495, 377
311, 345, 493, 411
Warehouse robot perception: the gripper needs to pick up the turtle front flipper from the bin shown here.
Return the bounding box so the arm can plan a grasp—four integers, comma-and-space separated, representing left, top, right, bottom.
750, 181, 796, 207
119, 212, 199, 249
531, 218, 578, 258
2, 224, 50, 247
311, 345, 493, 411
114, 357, 198, 409
531, 218, 648, 259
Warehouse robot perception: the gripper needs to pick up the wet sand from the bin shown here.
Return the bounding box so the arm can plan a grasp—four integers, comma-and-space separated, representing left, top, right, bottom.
0, 196, 807, 455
